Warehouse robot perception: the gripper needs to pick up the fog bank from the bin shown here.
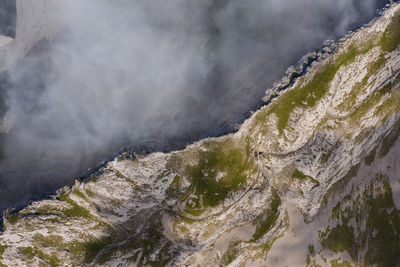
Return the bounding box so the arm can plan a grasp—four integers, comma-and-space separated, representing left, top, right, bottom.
0, 0, 389, 211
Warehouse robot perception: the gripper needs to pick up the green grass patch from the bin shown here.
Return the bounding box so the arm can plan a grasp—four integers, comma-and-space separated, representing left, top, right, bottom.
70, 217, 173, 266
380, 10, 400, 52
379, 116, 400, 158
368, 53, 387, 74
28, 233, 118, 265
363, 176, 400, 266
261, 234, 281, 254
19, 246, 60, 267
56, 236, 114, 264
0, 245, 9, 258
364, 147, 377, 166
58, 193, 92, 218
5, 214, 18, 225
85, 188, 96, 198
331, 202, 341, 220
110, 168, 137, 186
339, 53, 387, 117
183, 139, 256, 215
251, 190, 281, 241
374, 85, 400, 124
82, 236, 112, 264
165, 175, 183, 200
292, 169, 320, 185
87, 174, 99, 183
321, 164, 360, 208
349, 79, 393, 123
270, 45, 364, 134
308, 244, 315, 256
330, 259, 352, 267
73, 189, 88, 202
32, 234, 64, 249
293, 169, 309, 181
32, 205, 59, 216
220, 241, 241, 266
124, 221, 174, 266
322, 174, 400, 266
321, 224, 357, 260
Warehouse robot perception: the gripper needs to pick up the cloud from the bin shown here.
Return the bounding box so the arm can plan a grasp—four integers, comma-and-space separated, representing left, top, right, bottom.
0, 0, 389, 210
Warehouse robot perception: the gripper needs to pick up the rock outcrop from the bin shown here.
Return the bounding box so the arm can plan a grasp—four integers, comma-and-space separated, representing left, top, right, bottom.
1, 3, 400, 267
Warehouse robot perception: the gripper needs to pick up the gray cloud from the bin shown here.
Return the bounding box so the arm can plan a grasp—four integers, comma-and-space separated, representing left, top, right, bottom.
0, 0, 389, 210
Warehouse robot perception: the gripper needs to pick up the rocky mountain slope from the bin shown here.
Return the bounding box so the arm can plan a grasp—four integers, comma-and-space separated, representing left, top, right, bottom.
1, 3, 400, 267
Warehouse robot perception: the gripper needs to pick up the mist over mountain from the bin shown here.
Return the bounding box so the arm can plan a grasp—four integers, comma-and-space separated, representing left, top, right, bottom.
0, 0, 390, 211
2, 2, 400, 265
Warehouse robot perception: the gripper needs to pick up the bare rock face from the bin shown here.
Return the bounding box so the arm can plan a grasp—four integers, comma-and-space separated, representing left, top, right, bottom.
1, 3, 400, 267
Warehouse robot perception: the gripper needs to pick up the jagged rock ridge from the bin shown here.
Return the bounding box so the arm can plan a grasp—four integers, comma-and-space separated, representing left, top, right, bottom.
1, 3, 400, 267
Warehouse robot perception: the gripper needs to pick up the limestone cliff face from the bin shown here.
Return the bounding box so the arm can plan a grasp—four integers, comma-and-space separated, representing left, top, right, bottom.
1, 3, 400, 267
